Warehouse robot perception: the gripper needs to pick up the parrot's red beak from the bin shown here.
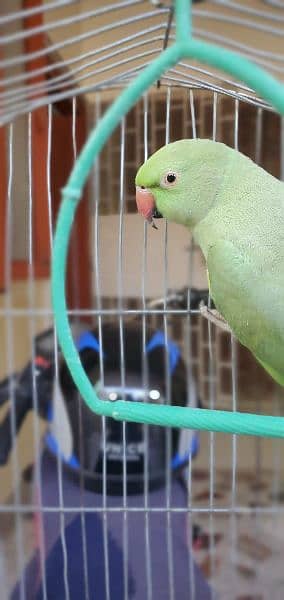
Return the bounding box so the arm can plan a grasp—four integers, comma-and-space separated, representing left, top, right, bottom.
136, 186, 163, 226
136, 186, 155, 221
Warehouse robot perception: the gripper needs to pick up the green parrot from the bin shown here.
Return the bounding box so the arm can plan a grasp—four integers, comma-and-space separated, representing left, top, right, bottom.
135, 139, 284, 386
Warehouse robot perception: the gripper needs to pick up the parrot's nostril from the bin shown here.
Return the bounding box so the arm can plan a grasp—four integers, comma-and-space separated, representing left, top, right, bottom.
140, 185, 145, 190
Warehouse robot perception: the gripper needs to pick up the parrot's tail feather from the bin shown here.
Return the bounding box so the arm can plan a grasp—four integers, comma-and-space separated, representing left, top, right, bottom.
256, 357, 284, 387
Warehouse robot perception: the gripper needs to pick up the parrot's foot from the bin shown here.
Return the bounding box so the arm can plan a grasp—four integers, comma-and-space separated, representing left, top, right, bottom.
199, 301, 232, 334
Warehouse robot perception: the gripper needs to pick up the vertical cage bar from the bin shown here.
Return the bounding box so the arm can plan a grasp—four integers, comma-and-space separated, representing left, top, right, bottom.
118, 116, 128, 600
272, 114, 283, 509
72, 97, 90, 600
253, 106, 265, 510
185, 298, 196, 600
27, 111, 47, 600
164, 86, 175, 600
93, 93, 111, 600
230, 99, 239, 578
5, 122, 26, 600
189, 90, 197, 139
255, 107, 263, 165
186, 261, 196, 599
47, 104, 70, 600
188, 86, 198, 600
70, 98, 80, 310
142, 92, 153, 600
208, 91, 218, 598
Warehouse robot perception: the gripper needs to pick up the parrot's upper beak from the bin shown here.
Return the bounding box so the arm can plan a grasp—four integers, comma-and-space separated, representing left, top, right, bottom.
135, 186, 163, 227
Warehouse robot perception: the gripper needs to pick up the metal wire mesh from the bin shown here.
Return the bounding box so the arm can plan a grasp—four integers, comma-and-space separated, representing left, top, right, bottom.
1, 1, 284, 599
1, 0, 284, 124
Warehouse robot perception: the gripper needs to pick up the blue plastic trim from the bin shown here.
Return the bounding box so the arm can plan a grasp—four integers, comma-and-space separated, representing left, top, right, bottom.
76, 331, 101, 353
171, 433, 199, 469
45, 431, 80, 469
146, 330, 180, 374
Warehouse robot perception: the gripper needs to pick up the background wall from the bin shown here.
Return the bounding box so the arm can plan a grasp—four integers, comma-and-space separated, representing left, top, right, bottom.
92, 215, 207, 299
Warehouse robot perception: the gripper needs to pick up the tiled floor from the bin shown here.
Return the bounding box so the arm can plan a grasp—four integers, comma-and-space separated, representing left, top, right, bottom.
190, 461, 284, 599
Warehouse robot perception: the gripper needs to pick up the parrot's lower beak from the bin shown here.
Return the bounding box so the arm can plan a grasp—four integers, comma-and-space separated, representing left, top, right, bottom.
136, 186, 163, 228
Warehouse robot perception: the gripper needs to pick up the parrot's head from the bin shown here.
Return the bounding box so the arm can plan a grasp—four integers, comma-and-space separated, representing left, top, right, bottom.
135, 138, 232, 229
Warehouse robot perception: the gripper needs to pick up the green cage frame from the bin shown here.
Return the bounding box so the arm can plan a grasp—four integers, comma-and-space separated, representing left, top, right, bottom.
51, 0, 284, 438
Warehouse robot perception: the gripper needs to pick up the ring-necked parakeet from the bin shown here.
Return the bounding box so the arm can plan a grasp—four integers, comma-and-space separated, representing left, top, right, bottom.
135, 139, 284, 386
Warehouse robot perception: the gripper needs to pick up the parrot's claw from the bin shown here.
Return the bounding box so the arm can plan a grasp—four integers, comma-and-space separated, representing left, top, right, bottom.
199, 301, 233, 334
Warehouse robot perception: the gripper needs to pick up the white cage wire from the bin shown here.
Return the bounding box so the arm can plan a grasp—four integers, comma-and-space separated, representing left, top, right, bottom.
1, 2, 284, 599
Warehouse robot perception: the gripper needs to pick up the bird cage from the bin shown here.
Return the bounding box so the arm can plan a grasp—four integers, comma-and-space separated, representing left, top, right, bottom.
1, 1, 284, 599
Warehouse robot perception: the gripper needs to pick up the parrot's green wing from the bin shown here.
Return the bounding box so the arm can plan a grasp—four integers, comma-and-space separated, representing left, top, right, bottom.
206, 240, 284, 386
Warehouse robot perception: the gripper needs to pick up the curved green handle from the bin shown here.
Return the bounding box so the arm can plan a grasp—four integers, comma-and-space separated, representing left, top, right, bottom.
51, 0, 284, 438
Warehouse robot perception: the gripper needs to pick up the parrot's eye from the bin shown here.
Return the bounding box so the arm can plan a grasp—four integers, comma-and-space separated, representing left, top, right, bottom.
161, 171, 178, 188
167, 173, 176, 183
